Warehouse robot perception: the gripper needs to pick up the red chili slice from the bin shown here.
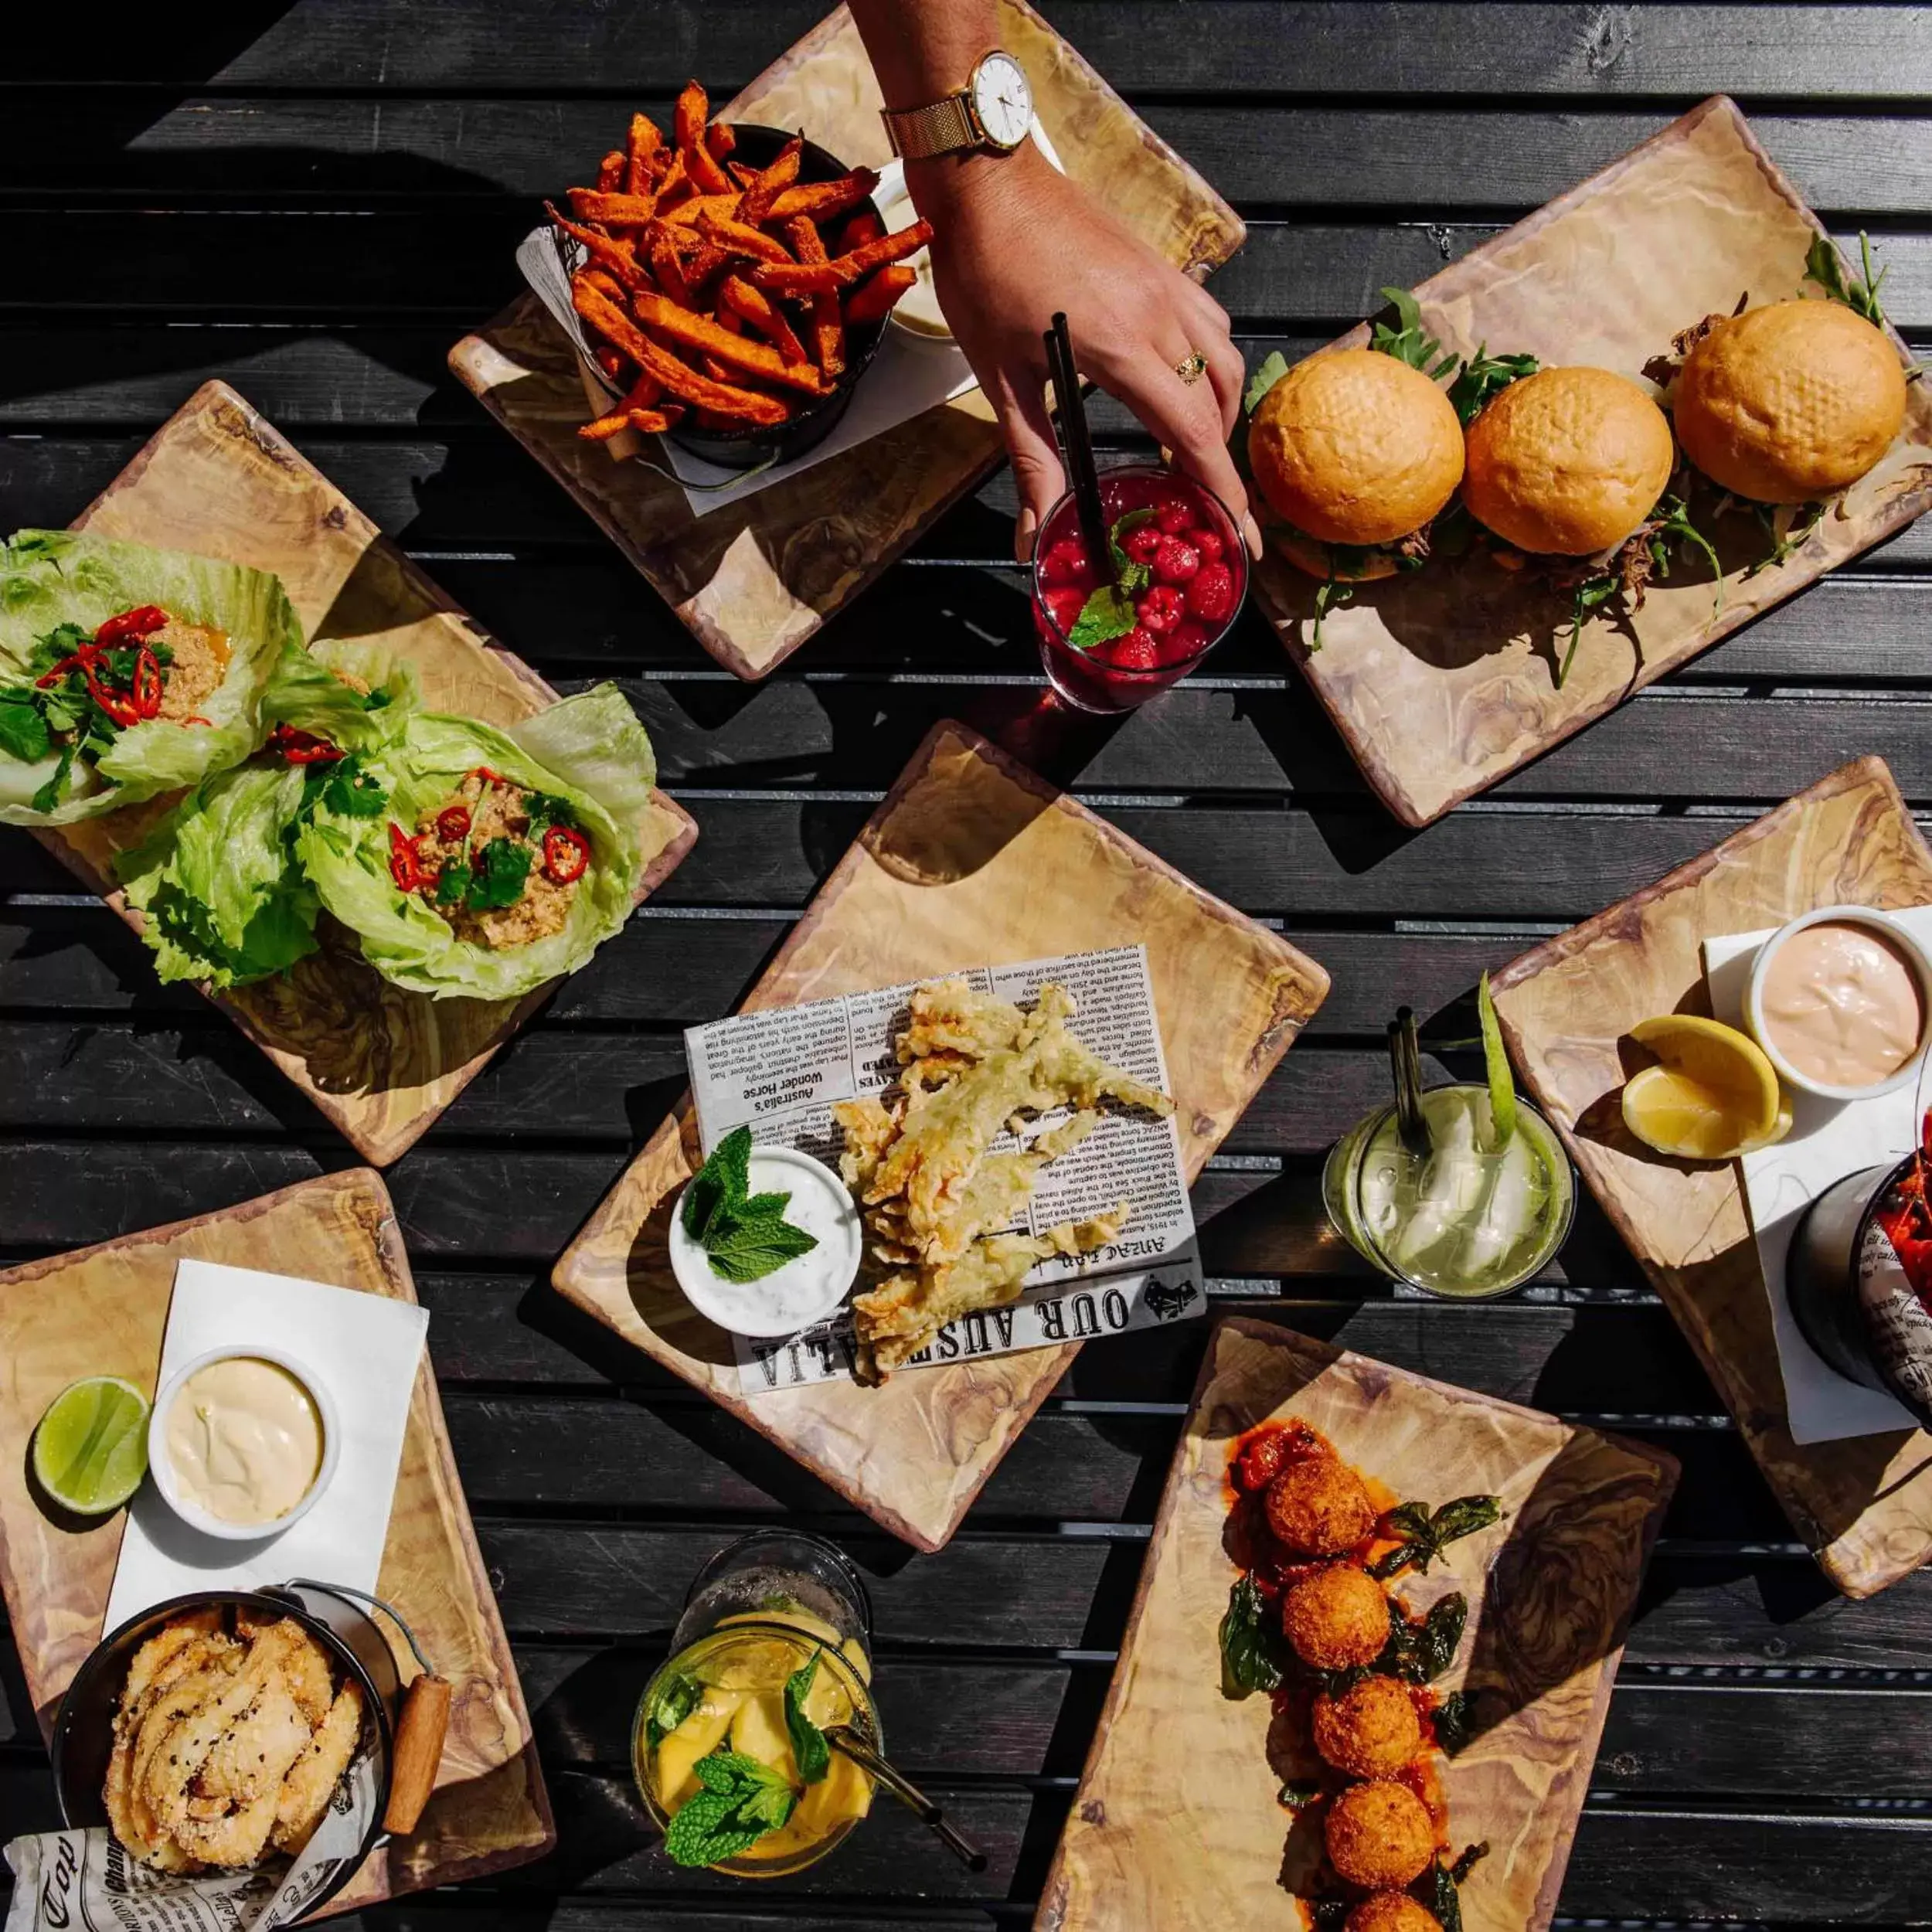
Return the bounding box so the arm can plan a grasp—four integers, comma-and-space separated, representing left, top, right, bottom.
269, 723, 344, 764
36, 641, 105, 687
543, 824, 590, 884
131, 645, 165, 720
84, 665, 142, 729
437, 805, 472, 842
94, 605, 168, 649
468, 765, 506, 786
387, 821, 436, 893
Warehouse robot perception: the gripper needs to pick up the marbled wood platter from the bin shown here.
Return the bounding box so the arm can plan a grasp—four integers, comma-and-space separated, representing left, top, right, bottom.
34, 379, 698, 1165
553, 720, 1328, 1552
447, 0, 1244, 679
1039, 1318, 1676, 1932
1256, 96, 1932, 828
0, 1171, 554, 1914
1492, 757, 1932, 1600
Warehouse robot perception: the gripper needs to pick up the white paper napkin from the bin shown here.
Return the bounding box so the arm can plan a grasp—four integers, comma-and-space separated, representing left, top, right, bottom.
515, 124, 1065, 519
1703, 906, 1932, 1444
104, 1260, 428, 1631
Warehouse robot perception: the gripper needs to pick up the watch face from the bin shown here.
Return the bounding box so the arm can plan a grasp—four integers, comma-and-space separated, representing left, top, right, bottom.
972, 52, 1032, 151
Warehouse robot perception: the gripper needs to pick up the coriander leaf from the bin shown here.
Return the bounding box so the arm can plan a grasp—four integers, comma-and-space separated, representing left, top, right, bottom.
784, 1651, 832, 1785
1243, 350, 1290, 417
435, 858, 471, 906
1218, 1573, 1285, 1699
29, 744, 76, 815
524, 788, 577, 832
321, 752, 387, 817
464, 836, 532, 912
683, 1125, 752, 1241
1066, 583, 1140, 654
706, 1214, 819, 1284
1478, 972, 1516, 1151
0, 694, 52, 763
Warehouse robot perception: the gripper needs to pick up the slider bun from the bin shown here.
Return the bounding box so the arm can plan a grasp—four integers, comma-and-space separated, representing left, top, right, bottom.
1247, 348, 1464, 548
1675, 298, 1907, 504
1462, 366, 1675, 555
1273, 528, 1401, 583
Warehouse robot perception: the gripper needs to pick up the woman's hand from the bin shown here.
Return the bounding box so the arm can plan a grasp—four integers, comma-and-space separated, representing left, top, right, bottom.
910, 144, 1255, 561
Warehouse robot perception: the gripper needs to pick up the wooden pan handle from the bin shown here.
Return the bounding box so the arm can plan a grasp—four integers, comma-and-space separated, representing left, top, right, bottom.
382, 1673, 452, 1836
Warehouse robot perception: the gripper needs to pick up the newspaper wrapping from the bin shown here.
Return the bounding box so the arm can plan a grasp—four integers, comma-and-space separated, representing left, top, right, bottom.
5, 1747, 380, 1932
681, 946, 1206, 1393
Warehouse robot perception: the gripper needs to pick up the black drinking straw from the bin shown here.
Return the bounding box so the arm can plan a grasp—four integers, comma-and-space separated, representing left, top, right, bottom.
1043, 311, 1115, 586
1388, 1007, 1432, 1156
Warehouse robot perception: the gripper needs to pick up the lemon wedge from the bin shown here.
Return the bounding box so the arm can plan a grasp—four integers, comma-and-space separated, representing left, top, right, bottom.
1622, 1015, 1791, 1161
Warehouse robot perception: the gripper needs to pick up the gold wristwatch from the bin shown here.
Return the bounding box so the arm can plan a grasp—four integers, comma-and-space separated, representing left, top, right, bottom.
881, 49, 1033, 161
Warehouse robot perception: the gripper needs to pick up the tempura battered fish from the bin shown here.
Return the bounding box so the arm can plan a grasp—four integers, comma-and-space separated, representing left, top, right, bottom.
101, 1607, 365, 1873
838, 977, 1172, 1377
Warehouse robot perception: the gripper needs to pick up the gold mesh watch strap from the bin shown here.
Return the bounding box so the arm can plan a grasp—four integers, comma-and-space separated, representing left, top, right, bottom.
881, 94, 981, 161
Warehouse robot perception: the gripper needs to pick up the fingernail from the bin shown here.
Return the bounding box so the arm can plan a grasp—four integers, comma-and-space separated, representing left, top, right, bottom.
1015, 509, 1038, 563
1242, 512, 1264, 561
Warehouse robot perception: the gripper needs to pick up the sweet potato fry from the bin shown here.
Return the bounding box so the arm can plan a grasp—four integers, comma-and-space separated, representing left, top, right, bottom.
839, 210, 885, 250
597, 150, 625, 193
757, 218, 935, 294
843, 263, 917, 326
662, 192, 740, 230
649, 230, 695, 308
696, 209, 794, 266
787, 217, 845, 378
653, 149, 689, 209
751, 259, 844, 295
728, 161, 758, 189
546, 202, 651, 292
579, 400, 685, 440
674, 80, 733, 194
624, 114, 662, 196
767, 170, 879, 224
706, 121, 736, 161
631, 287, 830, 393
577, 369, 665, 439
719, 274, 808, 366
573, 281, 790, 423
737, 135, 802, 227
568, 188, 665, 228
681, 243, 732, 294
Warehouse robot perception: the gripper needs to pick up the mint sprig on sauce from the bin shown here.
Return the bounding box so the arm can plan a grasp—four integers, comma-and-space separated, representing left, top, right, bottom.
682, 1124, 819, 1284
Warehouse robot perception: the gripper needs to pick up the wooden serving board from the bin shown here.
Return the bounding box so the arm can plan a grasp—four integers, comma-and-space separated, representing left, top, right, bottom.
447, 1, 1245, 680
1255, 96, 1932, 828
1491, 757, 1932, 1600
32, 379, 698, 1166
0, 1169, 554, 1914
1039, 1316, 1678, 1932
553, 719, 1328, 1552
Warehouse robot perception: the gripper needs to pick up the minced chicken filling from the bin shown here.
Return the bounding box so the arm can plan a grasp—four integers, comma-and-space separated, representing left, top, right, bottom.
151, 618, 232, 721
411, 769, 582, 951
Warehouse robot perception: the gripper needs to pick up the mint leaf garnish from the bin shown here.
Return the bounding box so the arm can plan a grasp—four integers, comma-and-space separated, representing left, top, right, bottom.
662, 1750, 798, 1868
1067, 583, 1139, 654
681, 1124, 821, 1284
784, 1651, 832, 1785
645, 1668, 702, 1751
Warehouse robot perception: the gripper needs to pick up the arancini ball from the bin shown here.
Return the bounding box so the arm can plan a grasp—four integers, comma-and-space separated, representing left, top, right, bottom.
1281, 1564, 1392, 1671
1265, 1454, 1377, 1556
1346, 1895, 1443, 1932
1324, 1779, 1437, 1890
1312, 1674, 1425, 1780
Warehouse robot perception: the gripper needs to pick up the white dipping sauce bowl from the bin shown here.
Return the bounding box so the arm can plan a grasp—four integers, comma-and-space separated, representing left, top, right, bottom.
147, 1344, 341, 1543
669, 1145, 862, 1338
1743, 903, 1932, 1103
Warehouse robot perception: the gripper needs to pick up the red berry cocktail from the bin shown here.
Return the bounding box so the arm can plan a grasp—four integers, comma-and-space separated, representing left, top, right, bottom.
1032, 464, 1247, 713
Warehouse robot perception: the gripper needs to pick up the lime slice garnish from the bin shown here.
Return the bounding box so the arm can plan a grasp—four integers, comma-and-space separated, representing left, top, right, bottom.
31, 1376, 151, 1515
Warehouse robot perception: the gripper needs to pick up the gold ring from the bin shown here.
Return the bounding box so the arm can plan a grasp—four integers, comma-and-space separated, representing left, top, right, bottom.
1174, 351, 1209, 385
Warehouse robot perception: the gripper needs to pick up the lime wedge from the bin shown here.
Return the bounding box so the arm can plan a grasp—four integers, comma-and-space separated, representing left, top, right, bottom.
1478, 971, 1517, 1149
32, 1376, 151, 1515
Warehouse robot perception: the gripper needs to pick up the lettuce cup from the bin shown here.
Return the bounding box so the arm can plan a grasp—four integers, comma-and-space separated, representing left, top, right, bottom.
115, 641, 418, 989
294, 684, 658, 1002
0, 530, 298, 825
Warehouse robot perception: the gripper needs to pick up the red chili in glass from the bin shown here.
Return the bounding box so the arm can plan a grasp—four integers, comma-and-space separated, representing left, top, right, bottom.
131, 646, 165, 720
269, 723, 343, 764
94, 605, 168, 649
388, 821, 435, 893
543, 824, 590, 884
437, 805, 472, 842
